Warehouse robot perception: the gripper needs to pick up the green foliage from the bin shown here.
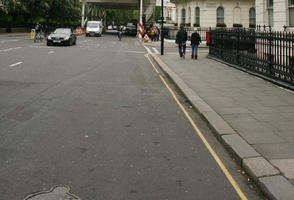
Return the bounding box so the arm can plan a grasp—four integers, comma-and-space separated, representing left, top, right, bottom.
154, 6, 161, 22
0, 0, 81, 27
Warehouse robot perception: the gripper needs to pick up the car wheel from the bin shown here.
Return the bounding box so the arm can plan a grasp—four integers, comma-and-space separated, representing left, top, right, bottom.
73, 39, 76, 45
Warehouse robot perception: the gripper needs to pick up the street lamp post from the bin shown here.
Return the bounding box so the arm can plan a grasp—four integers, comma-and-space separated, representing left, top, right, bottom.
161, 0, 164, 55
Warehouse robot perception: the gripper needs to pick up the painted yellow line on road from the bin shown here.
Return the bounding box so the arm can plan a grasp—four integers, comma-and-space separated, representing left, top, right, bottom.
145, 54, 159, 74
146, 54, 247, 200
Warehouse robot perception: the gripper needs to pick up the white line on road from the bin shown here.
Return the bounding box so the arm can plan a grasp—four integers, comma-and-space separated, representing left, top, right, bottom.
144, 46, 152, 54
0, 47, 22, 53
0, 39, 19, 44
152, 47, 159, 54
48, 51, 55, 54
125, 51, 146, 54
9, 62, 23, 67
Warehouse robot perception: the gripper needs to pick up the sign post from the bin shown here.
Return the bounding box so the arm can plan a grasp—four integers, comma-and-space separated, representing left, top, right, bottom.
161, 0, 164, 55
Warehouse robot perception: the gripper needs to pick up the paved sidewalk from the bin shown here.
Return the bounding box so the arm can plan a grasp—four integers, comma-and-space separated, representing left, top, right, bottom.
147, 44, 294, 199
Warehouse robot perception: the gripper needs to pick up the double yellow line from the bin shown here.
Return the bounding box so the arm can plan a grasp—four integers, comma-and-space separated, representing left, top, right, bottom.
145, 54, 247, 200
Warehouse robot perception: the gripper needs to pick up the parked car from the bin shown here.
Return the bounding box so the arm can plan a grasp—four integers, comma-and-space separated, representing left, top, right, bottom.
86, 21, 103, 37
47, 28, 77, 46
113, 25, 117, 30
107, 25, 113, 30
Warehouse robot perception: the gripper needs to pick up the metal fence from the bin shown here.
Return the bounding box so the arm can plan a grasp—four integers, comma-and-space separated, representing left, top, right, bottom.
165, 26, 210, 41
209, 28, 294, 85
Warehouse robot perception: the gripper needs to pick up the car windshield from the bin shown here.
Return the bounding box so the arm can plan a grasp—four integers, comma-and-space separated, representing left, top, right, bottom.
88, 23, 99, 28
54, 29, 71, 34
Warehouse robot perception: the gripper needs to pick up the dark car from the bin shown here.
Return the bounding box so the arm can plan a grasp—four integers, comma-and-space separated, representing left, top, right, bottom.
47, 28, 77, 46
125, 23, 137, 35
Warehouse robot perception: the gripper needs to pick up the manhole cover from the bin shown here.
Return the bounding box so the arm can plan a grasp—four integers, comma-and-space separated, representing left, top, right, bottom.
24, 185, 81, 200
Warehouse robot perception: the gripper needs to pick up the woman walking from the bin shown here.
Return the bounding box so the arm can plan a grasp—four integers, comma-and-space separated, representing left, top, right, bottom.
190, 28, 201, 59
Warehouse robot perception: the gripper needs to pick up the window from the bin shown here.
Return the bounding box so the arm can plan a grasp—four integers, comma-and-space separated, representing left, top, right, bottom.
249, 7, 256, 26
268, 0, 273, 26
217, 7, 224, 24
182, 8, 186, 24
289, 0, 294, 26
195, 7, 200, 26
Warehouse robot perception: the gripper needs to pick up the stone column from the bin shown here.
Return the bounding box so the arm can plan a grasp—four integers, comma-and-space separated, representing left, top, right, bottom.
274, 0, 287, 30
191, 5, 195, 27
256, 0, 266, 27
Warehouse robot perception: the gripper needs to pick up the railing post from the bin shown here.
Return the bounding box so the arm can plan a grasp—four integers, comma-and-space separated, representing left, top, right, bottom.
236, 29, 240, 64
268, 26, 273, 75
220, 29, 223, 58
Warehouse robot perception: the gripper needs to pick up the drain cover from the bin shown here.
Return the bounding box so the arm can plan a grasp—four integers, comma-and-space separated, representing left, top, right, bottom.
24, 185, 81, 200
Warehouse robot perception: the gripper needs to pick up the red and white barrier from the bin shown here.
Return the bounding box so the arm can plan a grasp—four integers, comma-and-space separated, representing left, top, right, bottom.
137, 23, 143, 39
75, 27, 85, 36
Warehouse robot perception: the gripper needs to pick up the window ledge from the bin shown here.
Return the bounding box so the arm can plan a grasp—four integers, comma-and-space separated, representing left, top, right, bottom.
285, 27, 294, 32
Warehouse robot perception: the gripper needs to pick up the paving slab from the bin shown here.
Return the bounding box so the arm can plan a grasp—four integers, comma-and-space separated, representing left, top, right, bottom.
221, 134, 260, 165
270, 159, 294, 181
243, 157, 280, 180
238, 131, 285, 145
222, 113, 258, 123
258, 176, 294, 200
253, 143, 294, 160
201, 111, 236, 136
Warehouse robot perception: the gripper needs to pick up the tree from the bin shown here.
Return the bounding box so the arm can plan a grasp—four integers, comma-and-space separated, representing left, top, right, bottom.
0, 0, 82, 28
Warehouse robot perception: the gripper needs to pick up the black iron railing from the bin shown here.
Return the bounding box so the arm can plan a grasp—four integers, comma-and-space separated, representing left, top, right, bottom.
165, 26, 211, 41
209, 28, 294, 85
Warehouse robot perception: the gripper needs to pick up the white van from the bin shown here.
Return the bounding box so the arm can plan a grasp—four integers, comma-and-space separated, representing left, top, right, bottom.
86, 21, 103, 37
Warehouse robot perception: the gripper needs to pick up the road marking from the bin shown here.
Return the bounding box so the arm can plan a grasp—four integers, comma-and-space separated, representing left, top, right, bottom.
146, 54, 248, 200
0, 39, 19, 44
10, 62, 23, 67
126, 51, 145, 54
0, 47, 22, 53
152, 47, 159, 54
144, 46, 152, 54
48, 51, 55, 54
145, 54, 159, 74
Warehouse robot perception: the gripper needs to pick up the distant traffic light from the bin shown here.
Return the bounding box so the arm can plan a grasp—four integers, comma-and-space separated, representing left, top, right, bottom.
142, 14, 146, 26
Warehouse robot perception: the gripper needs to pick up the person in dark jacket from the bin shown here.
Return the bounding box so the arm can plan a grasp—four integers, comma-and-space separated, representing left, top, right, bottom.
176, 25, 188, 59
190, 28, 201, 59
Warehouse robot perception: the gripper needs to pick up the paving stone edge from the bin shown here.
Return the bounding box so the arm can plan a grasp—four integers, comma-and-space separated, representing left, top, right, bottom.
149, 53, 294, 200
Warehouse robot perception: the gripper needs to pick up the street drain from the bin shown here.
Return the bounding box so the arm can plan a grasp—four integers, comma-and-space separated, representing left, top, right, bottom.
24, 185, 81, 200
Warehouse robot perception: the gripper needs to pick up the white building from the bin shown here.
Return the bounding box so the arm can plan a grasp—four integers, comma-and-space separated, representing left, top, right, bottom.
171, 0, 256, 28
256, 0, 294, 31
155, 0, 177, 22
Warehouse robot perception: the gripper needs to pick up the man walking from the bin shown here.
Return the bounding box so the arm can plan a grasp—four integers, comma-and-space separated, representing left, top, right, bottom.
176, 25, 188, 59
190, 28, 201, 59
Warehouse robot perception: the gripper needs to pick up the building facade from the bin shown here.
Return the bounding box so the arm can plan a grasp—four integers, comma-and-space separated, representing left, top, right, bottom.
256, 0, 294, 31
171, 0, 255, 28
155, 0, 177, 23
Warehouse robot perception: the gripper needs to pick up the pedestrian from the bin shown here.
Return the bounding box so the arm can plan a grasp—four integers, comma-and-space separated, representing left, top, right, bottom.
155, 27, 159, 41
190, 28, 201, 59
176, 25, 188, 59
151, 28, 155, 41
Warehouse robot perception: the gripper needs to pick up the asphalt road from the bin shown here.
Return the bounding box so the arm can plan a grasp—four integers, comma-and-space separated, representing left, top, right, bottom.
0, 34, 264, 200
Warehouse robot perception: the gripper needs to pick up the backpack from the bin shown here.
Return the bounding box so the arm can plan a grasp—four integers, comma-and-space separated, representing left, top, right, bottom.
151, 29, 155, 35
